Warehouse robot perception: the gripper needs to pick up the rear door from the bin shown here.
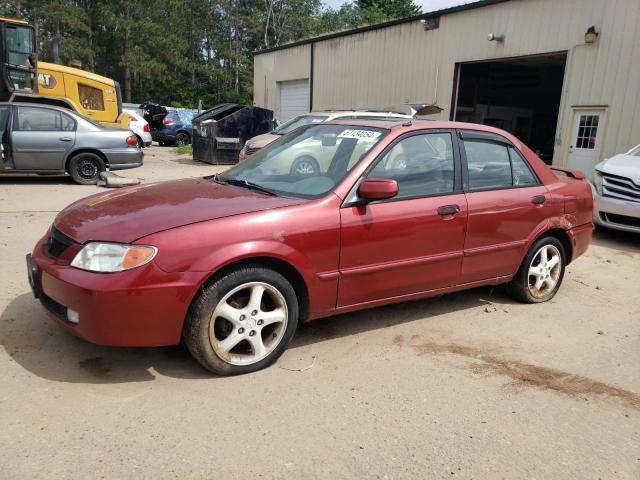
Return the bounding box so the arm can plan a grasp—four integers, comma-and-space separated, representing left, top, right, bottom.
458, 130, 550, 283
11, 106, 76, 170
338, 130, 467, 306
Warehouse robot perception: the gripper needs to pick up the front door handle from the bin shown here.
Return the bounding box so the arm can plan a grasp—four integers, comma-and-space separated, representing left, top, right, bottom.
437, 204, 460, 216
532, 195, 546, 205
59, 137, 73, 142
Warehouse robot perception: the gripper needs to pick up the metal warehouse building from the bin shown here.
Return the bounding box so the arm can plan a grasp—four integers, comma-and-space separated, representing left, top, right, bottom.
252, 0, 640, 172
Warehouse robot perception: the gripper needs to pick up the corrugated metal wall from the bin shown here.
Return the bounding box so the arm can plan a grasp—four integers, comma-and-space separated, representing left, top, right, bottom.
253, 0, 640, 165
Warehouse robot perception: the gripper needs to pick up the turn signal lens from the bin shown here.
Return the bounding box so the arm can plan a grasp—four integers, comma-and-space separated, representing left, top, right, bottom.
71, 243, 157, 272
122, 246, 156, 270
126, 135, 138, 146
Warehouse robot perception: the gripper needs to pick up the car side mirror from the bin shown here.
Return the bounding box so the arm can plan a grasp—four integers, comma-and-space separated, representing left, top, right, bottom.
321, 134, 337, 147
358, 178, 398, 201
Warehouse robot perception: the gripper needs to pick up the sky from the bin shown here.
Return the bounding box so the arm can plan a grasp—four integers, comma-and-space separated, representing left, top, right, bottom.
321, 0, 480, 12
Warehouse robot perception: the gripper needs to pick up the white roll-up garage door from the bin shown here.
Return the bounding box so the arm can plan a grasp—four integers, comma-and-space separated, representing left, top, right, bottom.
278, 79, 309, 122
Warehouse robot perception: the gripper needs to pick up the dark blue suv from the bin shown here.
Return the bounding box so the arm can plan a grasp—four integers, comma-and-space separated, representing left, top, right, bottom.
140, 102, 196, 146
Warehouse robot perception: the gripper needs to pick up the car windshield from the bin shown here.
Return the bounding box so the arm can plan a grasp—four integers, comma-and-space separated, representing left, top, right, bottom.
274, 114, 329, 135
628, 145, 640, 157
218, 124, 387, 198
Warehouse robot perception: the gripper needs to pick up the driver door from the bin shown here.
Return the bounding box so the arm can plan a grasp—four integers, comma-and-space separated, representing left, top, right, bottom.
338, 131, 467, 306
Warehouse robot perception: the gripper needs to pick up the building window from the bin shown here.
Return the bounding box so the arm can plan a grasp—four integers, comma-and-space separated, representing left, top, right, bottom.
78, 84, 105, 111
576, 114, 599, 149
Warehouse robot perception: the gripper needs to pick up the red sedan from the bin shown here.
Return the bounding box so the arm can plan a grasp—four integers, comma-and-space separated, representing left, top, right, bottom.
28, 120, 594, 375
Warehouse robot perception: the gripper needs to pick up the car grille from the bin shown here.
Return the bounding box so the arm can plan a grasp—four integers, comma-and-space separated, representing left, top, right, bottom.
601, 212, 640, 228
47, 226, 77, 258
244, 146, 262, 156
601, 172, 640, 203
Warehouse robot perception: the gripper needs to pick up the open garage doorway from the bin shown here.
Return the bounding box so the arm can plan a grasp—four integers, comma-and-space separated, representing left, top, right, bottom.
453, 52, 567, 164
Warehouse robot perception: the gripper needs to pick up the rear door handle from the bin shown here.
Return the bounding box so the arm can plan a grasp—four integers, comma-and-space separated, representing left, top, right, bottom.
59, 137, 73, 142
532, 195, 546, 205
437, 204, 460, 216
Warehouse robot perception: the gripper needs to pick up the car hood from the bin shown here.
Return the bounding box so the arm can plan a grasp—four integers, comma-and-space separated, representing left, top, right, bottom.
595, 154, 640, 179
54, 178, 306, 244
246, 132, 279, 149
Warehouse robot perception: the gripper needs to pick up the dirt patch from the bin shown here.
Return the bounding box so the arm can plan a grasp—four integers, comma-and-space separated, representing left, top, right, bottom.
396, 335, 640, 410
78, 357, 112, 379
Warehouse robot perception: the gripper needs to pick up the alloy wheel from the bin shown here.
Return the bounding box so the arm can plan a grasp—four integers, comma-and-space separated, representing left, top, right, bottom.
209, 282, 288, 366
527, 244, 561, 298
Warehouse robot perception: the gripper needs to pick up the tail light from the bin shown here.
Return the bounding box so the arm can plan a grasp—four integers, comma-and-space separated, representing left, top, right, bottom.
126, 135, 138, 146
143, 124, 150, 132
163, 118, 173, 125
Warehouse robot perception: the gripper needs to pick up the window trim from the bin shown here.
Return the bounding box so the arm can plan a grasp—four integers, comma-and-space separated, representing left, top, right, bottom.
457, 131, 541, 193
13, 106, 67, 132
342, 129, 462, 207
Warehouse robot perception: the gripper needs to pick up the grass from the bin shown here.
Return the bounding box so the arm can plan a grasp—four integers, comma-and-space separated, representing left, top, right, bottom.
174, 144, 192, 155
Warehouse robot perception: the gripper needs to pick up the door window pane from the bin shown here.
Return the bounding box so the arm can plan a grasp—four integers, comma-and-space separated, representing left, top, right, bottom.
61, 113, 76, 131
464, 140, 512, 190
78, 84, 105, 111
509, 147, 537, 186
368, 132, 454, 198
17, 107, 62, 131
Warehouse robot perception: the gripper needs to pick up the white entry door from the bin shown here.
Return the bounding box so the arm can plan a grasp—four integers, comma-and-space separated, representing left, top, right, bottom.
567, 109, 606, 177
279, 79, 309, 122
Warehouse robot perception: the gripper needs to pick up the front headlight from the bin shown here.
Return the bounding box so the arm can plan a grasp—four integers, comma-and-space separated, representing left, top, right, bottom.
592, 170, 603, 195
71, 242, 157, 273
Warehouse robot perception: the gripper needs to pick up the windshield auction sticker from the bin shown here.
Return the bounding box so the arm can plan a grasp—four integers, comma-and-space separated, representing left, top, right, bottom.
338, 129, 382, 140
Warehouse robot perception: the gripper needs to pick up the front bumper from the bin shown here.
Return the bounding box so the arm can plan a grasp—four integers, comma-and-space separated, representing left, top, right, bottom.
29, 235, 207, 347
591, 185, 640, 233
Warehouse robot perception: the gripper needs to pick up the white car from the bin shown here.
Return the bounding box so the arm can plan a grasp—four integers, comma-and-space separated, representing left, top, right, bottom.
591, 144, 640, 233
239, 110, 412, 165
124, 109, 152, 148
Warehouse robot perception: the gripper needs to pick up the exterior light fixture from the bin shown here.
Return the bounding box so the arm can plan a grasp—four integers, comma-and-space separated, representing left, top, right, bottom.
487, 33, 504, 43
584, 25, 599, 44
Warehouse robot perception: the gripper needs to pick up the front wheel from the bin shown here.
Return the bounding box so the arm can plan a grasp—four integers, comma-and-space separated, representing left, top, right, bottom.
184, 266, 299, 375
68, 152, 105, 185
507, 236, 566, 303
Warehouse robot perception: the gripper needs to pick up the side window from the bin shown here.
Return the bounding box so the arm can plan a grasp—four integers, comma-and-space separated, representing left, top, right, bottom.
0, 106, 10, 131
61, 113, 76, 132
368, 132, 454, 199
508, 147, 538, 186
464, 140, 512, 190
16, 107, 62, 131
78, 84, 105, 111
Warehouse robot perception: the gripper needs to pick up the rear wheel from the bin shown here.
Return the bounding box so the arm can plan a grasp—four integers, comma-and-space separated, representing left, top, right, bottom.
135, 135, 144, 148
68, 152, 105, 185
507, 236, 565, 303
184, 266, 299, 375
175, 132, 190, 146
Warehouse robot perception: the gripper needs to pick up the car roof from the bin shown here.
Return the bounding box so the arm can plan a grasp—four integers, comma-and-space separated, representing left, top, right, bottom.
326, 118, 522, 137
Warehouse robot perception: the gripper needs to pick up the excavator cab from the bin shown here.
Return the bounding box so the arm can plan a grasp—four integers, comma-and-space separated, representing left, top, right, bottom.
0, 18, 37, 99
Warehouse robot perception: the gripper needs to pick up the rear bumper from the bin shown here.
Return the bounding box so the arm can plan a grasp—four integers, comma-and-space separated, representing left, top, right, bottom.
29, 235, 206, 347
567, 222, 594, 262
103, 148, 144, 171
591, 185, 640, 233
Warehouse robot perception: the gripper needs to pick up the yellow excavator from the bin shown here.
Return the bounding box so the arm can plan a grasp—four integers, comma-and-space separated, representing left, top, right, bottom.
1, 17, 129, 128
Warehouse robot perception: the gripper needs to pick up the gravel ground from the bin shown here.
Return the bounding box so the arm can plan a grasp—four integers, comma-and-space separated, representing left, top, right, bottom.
1, 145, 639, 479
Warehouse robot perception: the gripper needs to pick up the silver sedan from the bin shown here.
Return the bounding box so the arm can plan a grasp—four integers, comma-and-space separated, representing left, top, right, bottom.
0, 102, 143, 184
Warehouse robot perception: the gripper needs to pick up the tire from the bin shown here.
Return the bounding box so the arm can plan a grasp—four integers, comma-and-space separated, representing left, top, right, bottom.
506, 236, 566, 303
135, 135, 144, 148
290, 156, 319, 176
68, 152, 105, 185
158, 140, 165, 146
184, 265, 299, 375
175, 132, 190, 146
